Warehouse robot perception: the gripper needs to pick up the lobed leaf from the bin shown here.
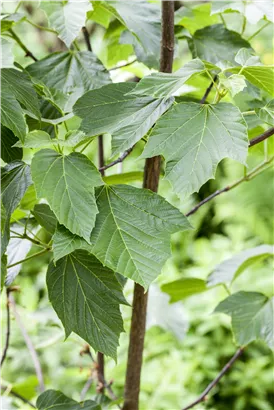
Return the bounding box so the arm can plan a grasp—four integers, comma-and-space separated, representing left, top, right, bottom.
141, 102, 249, 199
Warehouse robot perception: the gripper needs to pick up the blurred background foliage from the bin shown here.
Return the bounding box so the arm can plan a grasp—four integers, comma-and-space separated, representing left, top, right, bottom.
1, 1, 273, 410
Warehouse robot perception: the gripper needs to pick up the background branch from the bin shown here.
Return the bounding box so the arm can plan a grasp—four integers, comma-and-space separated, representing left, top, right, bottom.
182, 348, 244, 410
99, 147, 134, 172
9, 28, 37, 61
1, 385, 36, 408
200, 75, 218, 104
9, 295, 45, 392
1, 289, 11, 366
249, 127, 274, 147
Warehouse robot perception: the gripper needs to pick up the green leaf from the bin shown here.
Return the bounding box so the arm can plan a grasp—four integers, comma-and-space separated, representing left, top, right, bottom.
0, 161, 32, 256
37, 389, 101, 410
1, 125, 23, 163
215, 292, 274, 348
88, 185, 191, 289
175, 3, 219, 34
1, 38, 14, 68
1, 87, 27, 142
211, 1, 273, 24
141, 102, 248, 199
105, 0, 161, 68
128, 59, 210, 98
27, 51, 110, 95
47, 250, 127, 358
226, 49, 274, 96
255, 100, 274, 126
74, 82, 174, 155
0, 200, 7, 234
41, 1, 93, 47
207, 245, 274, 287
52, 225, 90, 261
31, 149, 103, 242
188, 24, 251, 64
1, 68, 40, 119
1, 254, 7, 291
161, 278, 207, 303
88, 2, 112, 28
32, 204, 57, 235
0, 13, 25, 33
219, 74, 246, 97
14, 130, 90, 149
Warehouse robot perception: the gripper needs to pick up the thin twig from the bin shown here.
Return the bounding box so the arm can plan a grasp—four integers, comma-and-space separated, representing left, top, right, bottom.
182, 348, 244, 410
200, 75, 218, 104
186, 155, 274, 217
80, 375, 93, 401
7, 248, 51, 269
97, 352, 105, 394
1, 289, 11, 366
8, 28, 37, 61
82, 26, 92, 51
1, 385, 36, 408
249, 127, 274, 147
99, 147, 134, 172
9, 295, 45, 392
109, 58, 138, 71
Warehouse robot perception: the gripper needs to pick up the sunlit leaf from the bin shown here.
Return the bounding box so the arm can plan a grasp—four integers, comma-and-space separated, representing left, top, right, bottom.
31, 150, 103, 242
88, 185, 191, 289
141, 102, 248, 199
37, 389, 101, 410
74, 82, 174, 155
161, 278, 207, 303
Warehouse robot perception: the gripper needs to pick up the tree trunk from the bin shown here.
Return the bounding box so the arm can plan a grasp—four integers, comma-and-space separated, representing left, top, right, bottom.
122, 3, 175, 410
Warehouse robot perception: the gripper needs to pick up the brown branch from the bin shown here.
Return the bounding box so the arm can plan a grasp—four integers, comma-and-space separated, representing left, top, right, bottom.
99, 147, 134, 172
186, 154, 274, 217
249, 126, 274, 147
182, 348, 244, 410
200, 75, 218, 104
1, 385, 36, 408
1, 289, 11, 366
80, 375, 93, 401
82, 26, 92, 51
122, 3, 175, 410
97, 352, 105, 394
9, 295, 45, 392
9, 28, 37, 61
109, 59, 138, 71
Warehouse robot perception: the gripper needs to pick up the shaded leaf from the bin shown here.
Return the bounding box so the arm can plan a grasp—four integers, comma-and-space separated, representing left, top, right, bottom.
41, 1, 92, 47
0, 200, 7, 234
27, 51, 110, 95
215, 292, 274, 348
74, 82, 174, 155
187, 24, 251, 64
105, 0, 161, 68
37, 389, 101, 410
141, 102, 248, 199
47, 250, 127, 358
31, 149, 103, 242
1, 161, 32, 216
1, 87, 27, 142
1, 125, 23, 163
1, 68, 40, 119
161, 278, 207, 303
32, 204, 57, 235
207, 245, 274, 287
88, 185, 191, 289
